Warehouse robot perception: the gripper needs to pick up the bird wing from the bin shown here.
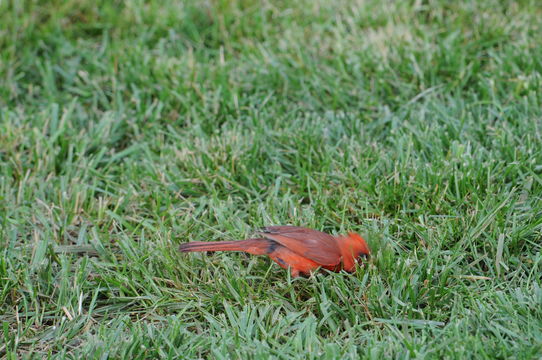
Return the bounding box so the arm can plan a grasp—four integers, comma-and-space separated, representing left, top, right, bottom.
257, 226, 342, 266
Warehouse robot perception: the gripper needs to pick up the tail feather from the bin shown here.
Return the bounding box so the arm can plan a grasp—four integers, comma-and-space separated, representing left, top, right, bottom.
179, 241, 247, 253
179, 238, 270, 255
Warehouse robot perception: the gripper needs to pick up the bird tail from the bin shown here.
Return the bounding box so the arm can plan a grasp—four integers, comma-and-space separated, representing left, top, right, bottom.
179, 239, 269, 255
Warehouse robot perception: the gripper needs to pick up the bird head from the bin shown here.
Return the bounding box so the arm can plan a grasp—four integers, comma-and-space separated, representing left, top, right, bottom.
339, 232, 370, 272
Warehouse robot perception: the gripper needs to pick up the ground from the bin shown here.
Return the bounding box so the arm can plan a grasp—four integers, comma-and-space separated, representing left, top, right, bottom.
1, 0, 541, 358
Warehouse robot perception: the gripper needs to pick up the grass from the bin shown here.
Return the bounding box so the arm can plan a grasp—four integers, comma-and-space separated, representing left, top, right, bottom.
1, 0, 541, 358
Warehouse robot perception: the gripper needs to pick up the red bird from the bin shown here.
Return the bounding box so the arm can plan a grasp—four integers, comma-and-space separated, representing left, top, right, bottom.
179, 226, 370, 277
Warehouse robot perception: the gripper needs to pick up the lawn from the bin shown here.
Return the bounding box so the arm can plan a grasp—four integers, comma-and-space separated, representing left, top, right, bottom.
1, 0, 541, 358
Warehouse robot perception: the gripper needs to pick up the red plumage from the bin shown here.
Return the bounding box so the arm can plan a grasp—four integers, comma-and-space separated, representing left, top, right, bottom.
179, 226, 370, 277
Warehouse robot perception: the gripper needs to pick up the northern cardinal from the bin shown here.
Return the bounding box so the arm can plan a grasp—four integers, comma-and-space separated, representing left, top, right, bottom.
179, 226, 370, 277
